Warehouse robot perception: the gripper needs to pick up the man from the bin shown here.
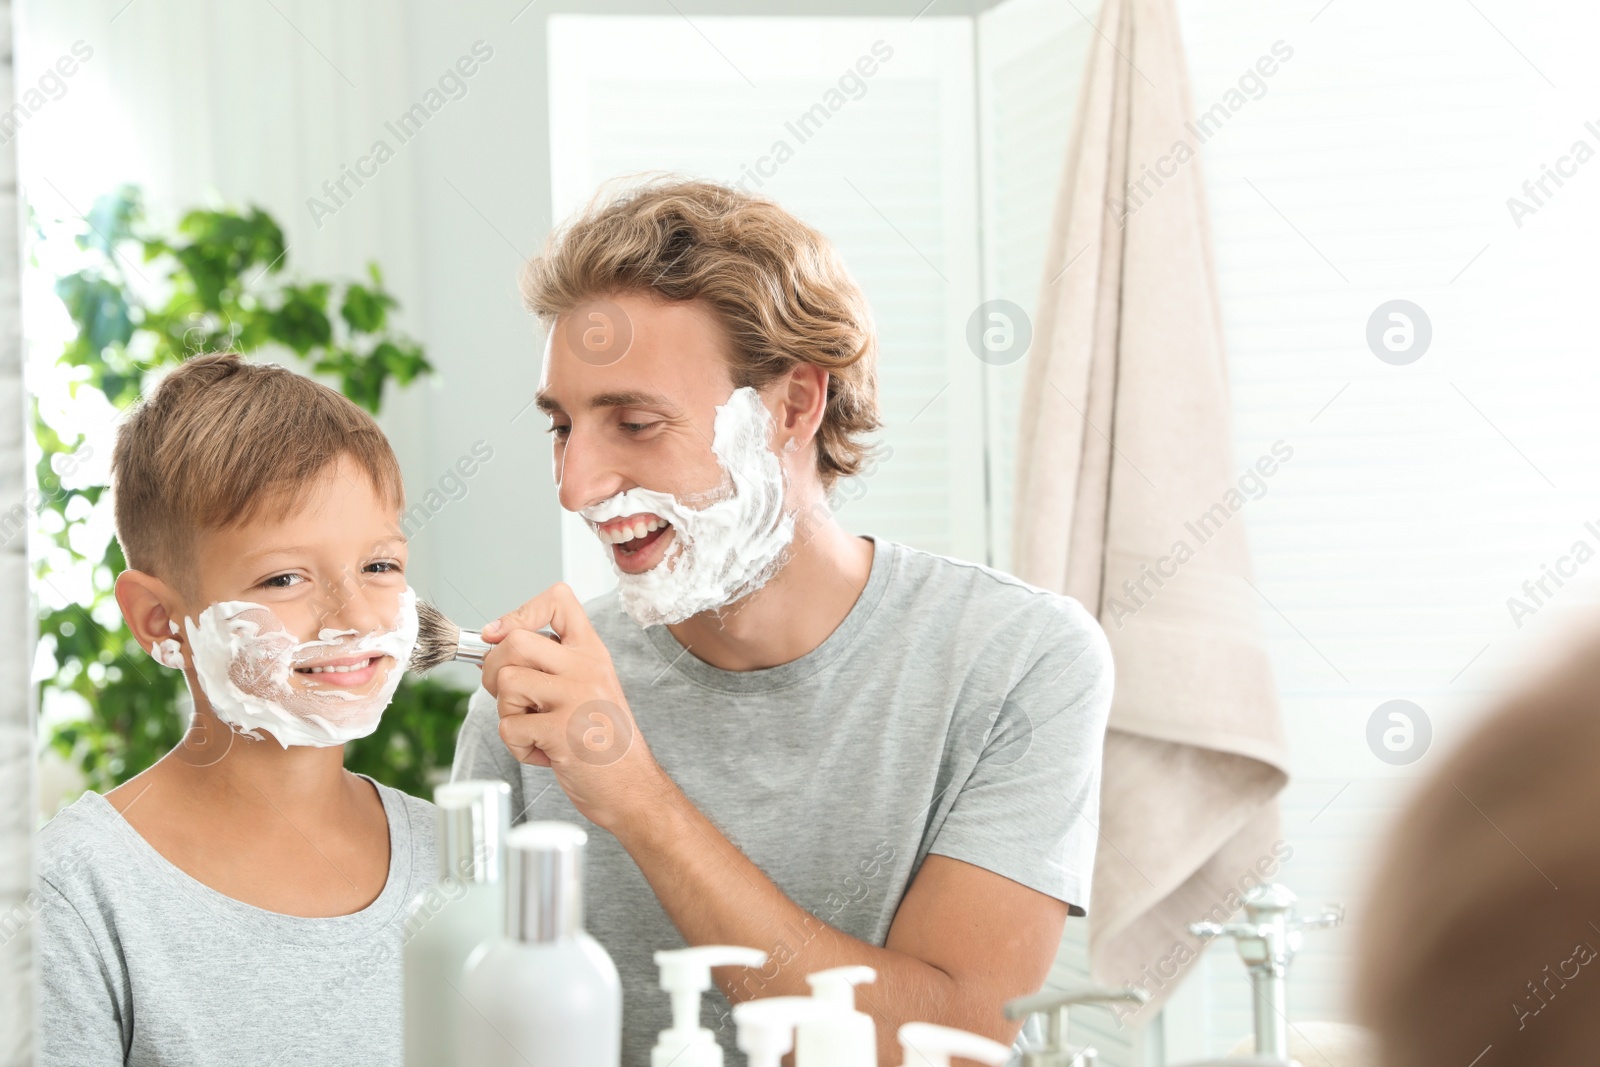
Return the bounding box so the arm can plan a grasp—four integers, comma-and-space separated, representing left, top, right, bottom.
451, 178, 1112, 1065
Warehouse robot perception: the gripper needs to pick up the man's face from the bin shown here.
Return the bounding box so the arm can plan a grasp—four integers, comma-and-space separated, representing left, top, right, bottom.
538, 292, 749, 577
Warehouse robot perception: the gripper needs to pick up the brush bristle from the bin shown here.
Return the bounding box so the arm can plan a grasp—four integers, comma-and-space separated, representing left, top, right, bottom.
409, 600, 463, 673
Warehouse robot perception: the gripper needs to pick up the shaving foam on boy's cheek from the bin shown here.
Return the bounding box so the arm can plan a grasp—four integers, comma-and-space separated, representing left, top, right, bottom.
183, 586, 419, 748
581, 386, 794, 627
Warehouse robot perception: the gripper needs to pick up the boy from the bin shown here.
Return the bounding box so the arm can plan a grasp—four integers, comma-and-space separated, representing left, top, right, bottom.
36, 353, 437, 1066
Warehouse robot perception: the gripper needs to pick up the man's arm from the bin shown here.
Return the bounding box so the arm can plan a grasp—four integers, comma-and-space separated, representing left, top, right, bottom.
616, 768, 1068, 1062
449, 686, 528, 815
478, 584, 1102, 1059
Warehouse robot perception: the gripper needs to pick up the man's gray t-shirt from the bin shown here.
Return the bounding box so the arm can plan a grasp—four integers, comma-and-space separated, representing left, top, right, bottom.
452, 537, 1113, 1066
35, 776, 437, 1066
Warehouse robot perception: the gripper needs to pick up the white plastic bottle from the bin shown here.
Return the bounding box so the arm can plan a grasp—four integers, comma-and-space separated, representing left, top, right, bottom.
457, 821, 622, 1066
403, 779, 510, 1067
795, 965, 877, 1067
732, 995, 837, 1067
896, 1022, 1012, 1067
652, 945, 769, 1067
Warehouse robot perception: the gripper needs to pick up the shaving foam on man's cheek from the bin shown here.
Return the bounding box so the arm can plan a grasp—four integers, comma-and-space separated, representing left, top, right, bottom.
184, 586, 419, 748
581, 387, 794, 627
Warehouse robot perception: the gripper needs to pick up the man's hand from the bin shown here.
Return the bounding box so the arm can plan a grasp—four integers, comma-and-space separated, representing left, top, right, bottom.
480, 582, 665, 832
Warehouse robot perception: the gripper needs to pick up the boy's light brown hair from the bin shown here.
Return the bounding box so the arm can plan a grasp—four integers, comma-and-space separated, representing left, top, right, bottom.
520, 177, 881, 488
112, 353, 403, 590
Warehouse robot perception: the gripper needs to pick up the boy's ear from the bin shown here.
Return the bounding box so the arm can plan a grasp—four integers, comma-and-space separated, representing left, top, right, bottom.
114, 570, 187, 668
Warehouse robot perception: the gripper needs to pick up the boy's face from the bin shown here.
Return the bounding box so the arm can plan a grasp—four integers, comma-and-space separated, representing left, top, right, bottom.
180, 454, 413, 740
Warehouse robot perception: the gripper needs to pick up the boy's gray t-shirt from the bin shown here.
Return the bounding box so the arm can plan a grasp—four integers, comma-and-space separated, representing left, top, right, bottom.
35, 776, 437, 1067
452, 537, 1114, 1066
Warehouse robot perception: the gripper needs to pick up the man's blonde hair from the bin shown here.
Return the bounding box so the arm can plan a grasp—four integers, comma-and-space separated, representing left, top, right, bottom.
112, 353, 404, 589
519, 178, 882, 487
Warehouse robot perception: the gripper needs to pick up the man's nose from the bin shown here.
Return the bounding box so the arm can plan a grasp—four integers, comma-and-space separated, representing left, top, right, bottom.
555, 426, 627, 514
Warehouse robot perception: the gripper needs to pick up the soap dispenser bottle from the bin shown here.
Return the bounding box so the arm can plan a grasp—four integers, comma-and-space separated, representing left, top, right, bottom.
897, 1022, 1012, 1067
457, 822, 622, 1066
796, 965, 877, 1067
403, 779, 510, 1067
732, 996, 837, 1067
652, 945, 769, 1067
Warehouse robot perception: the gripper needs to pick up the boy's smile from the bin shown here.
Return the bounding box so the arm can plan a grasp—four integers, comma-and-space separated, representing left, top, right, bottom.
294, 651, 385, 687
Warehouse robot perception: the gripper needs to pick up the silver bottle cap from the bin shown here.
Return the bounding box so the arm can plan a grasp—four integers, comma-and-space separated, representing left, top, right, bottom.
433, 780, 512, 885
506, 822, 587, 943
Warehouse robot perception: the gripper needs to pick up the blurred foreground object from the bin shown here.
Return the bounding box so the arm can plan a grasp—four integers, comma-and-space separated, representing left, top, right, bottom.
1354, 622, 1600, 1065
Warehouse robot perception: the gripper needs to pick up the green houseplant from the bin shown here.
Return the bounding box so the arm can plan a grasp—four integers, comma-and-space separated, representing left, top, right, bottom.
34, 186, 468, 798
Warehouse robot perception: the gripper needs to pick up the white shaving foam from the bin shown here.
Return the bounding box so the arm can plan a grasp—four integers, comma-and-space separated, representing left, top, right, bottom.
581, 386, 795, 627
183, 586, 418, 748
150, 620, 185, 669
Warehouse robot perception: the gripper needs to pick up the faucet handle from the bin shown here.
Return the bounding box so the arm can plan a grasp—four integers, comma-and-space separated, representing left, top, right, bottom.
1004, 983, 1149, 1067
1004, 983, 1149, 1019
1189, 921, 1264, 941
1294, 904, 1344, 931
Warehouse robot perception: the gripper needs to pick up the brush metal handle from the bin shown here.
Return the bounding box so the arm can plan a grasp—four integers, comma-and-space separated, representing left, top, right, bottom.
455, 630, 492, 667
451, 626, 560, 669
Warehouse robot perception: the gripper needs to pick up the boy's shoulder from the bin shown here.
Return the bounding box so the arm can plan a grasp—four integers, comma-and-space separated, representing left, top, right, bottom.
369, 777, 439, 852
37, 790, 125, 886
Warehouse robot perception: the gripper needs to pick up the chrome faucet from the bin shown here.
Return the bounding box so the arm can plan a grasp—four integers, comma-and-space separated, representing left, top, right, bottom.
1003, 982, 1150, 1067
1188, 883, 1343, 1061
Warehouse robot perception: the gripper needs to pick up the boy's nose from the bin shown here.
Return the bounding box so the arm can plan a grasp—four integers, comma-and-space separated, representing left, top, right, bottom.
311, 575, 390, 636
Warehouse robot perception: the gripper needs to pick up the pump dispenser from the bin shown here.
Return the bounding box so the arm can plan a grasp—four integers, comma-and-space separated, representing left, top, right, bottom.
796, 965, 877, 1066
457, 822, 622, 1066
897, 1022, 1012, 1067
652, 945, 769, 1067
403, 779, 510, 1067
733, 996, 838, 1067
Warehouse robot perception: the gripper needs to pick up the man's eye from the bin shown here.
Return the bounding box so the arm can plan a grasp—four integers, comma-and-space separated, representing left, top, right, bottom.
619, 421, 657, 433
547, 423, 571, 438
261, 573, 304, 589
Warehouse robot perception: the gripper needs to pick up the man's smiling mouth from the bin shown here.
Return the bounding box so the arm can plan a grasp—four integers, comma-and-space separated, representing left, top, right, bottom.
595, 512, 672, 555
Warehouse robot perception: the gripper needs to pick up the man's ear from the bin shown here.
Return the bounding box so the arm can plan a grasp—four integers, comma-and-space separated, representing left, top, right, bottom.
773, 364, 829, 450
114, 570, 187, 669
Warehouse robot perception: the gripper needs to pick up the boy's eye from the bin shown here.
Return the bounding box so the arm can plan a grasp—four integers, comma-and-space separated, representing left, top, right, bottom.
261, 573, 304, 589
364, 560, 402, 575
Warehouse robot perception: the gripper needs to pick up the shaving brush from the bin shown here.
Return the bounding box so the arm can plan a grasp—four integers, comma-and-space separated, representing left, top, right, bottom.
409, 600, 493, 673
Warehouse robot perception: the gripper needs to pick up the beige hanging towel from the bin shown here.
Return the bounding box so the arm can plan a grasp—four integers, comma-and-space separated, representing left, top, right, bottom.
1012, 0, 1290, 1018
